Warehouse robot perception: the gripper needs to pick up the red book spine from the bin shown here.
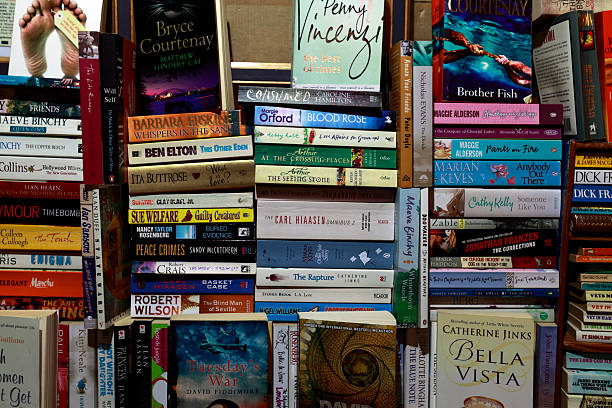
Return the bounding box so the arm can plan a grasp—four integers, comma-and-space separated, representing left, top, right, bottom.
596, 11, 612, 142
57, 323, 69, 408
120, 38, 137, 184
0, 181, 80, 199
78, 31, 104, 184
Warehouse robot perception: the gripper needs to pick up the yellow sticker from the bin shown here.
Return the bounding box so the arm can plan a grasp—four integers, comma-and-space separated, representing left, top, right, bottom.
53, 10, 85, 48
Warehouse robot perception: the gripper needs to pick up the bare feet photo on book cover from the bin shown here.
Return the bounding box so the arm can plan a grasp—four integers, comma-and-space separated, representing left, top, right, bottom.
9, 0, 103, 79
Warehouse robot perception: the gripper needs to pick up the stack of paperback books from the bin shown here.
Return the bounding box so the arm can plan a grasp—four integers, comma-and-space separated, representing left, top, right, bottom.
0, 76, 84, 321
126, 110, 256, 319
562, 351, 612, 406
246, 95, 398, 322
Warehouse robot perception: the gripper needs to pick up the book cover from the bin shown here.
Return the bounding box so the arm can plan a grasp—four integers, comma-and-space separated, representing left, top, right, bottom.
432, 0, 532, 103
132, 0, 224, 114
169, 316, 269, 408
562, 390, 612, 408
291, 0, 383, 91
436, 310, 535, 408
298, 311, 396, 408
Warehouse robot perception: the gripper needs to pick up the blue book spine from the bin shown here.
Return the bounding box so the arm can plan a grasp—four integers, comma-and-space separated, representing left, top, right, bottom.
429, 288, 558, 297
536, 323, 557, 408
82, 257, 97, 326
434, 160, 561, 186
254, 106, 396, 130
254, 302, 392, 321
565, 351, 612, 370
257, 240, 394, 269
0, 74, 80, 88
573, 186, 612, 203
429, 271, 558, 288
131, 276, 254, 294
434, 139, 562, 160
563, 368, 612, 395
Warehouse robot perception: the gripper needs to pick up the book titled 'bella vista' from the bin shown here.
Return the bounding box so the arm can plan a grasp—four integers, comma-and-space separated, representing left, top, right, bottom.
436, 310, 535, 408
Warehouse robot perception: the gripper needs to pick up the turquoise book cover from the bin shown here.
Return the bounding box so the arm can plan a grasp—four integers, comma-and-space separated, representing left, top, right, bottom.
291, 0, 384, 91
170, 320, 269, 408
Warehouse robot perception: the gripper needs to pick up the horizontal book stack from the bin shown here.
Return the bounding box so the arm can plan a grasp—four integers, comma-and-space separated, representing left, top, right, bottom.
562, 351, 612, 407
126, 110, 256, 320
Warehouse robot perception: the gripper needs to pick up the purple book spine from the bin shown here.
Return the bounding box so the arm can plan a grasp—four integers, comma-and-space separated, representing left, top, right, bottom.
433, 103, 563, 126
536, 323, 557, 408
433, 127, 562, 139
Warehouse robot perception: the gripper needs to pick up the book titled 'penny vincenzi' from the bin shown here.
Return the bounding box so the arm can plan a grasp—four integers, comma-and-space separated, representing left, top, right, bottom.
436, 310, 535, 408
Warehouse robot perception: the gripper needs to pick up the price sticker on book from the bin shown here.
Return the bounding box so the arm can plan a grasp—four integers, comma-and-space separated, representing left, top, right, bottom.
54, 10, 85, 48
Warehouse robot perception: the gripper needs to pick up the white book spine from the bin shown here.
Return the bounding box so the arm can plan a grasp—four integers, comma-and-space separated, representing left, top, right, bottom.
0, 155, 83, 181
273, 323, 290, 408
256, 267, 394, 287
574, 169, 612, 185
254, 288, 392, 303
419, 188, 429, 328
256, 200, 395, 241
92, 189, 105, 328
68, 322, 97, 408
254, 125, 397, 148
587, 302, 612, 312
97, 328, 115, 408
0, 116, 81, 135
0, 135, 82, 157
129, 192, 254, 209
568, 320, 612, 342
287, 323, 299, 408
128, 135, 253, 165
0, 253, 82, 269
429, 320, 437, 408
133, 261, 255, 275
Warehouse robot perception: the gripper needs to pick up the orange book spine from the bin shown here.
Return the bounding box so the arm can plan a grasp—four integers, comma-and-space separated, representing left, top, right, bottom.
0, 270, 83, 297
0, 224, 81, 251
596, 11, 612, 142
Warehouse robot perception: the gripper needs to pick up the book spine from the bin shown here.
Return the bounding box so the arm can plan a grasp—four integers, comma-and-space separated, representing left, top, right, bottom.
237, 86, 383, 107
564, 369, 612, 395
0, 198, 80, 226
273, 323, 289, 408
434, 160, 562, 187
0, 75, 81, 88
572, 206, 612, 214
0, 136, 82, 157
432, 0, 444, 104
565, 351, 612, 370
419, 188, 429, 328
429, 288, 559, 297
114, 324, 129, 408
97, 328, 115, 408
92, 189, 106, 328
576, 154, 612, 167
128, 159, 255, 195
394, 188, 420, 327
578, 10, 606, 140
580, 275, 612, 283
132, 320, 151, 408
576, 320, 612, 330
390, 41, 414, 187
80, 186, 96, 326
151, 322, 168, 408
584, 291, 612, 300
433, 127, 563, 139
434, 139, 562, 160
430, 256, 557, 269
0, 116, 81, 135
404, 329, 429, 408
429, 270, 559, 288
254, 144, 396, 169
130, 222, 255, 240
430, 218, 560, 229
57, 323, 69, 408
256, 184, 396, 202
256, 240, 395, 269
129, 192, 254, 209
0, 99, 81, 118
574, 186, 612, 202
596, 11, 612, 142
432, 188, 561, 217
100, 34, 121, 183
119, 37, 136, 185
79, 31, 103, 183
575, 169, 612, 184
0, 271, 85, 296
253, 106, 396, 130
128, 208, 254, 225
429, 320, 438, 408
131, 276, 254, 294
128, 111, 243, 143
130, 240, 257, 262
128, 135, 254, 166
572, 254, 612, 263
287, 323, 299, 408
413, 41, 433, 187
0, 180, 80, 199
580, 247, 612, 255
254, 126, 397, 148
0, 224, 81, 251
433, 103, 564, 126
255, 165, 397, 187
580, 283, 612, 292
254, 301, 392, 321
68, 322, 96, 408
255, 288, 391, 303
132, 261, 255, 275
256, 267, 394, 287
0, 155, 83, 181
256, 200, 395, 240
571, 325, 612, 342
130, 294, 253, 317
535, 324, 557, 408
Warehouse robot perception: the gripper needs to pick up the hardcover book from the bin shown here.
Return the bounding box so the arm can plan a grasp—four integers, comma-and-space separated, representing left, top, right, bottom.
298, 311, 396, 408
169, 313, 269, 408
436, 310, 535, 408
432, 0, 532, 103
132, 0, 232, 114
291, 0, 384, 91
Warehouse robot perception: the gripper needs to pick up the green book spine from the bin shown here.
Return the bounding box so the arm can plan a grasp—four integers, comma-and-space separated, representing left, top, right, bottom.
254, 144, 396, 169
151, 321, 168, 408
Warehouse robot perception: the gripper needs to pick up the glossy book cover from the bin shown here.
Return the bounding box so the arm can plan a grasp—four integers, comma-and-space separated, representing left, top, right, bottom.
133, 0, 221, 115
170, 320, 268, 408
432, 0, 533, 103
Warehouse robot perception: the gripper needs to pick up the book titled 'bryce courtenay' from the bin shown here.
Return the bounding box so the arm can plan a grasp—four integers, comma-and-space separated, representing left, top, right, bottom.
133, 0, 221, 115
432, 0, 533, 103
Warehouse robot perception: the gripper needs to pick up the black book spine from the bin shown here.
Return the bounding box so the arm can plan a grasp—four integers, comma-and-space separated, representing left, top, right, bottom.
114, 324, 130, 408
0, 197, 81, 226
131, 319, 151, 408
100, 33, 123, 183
